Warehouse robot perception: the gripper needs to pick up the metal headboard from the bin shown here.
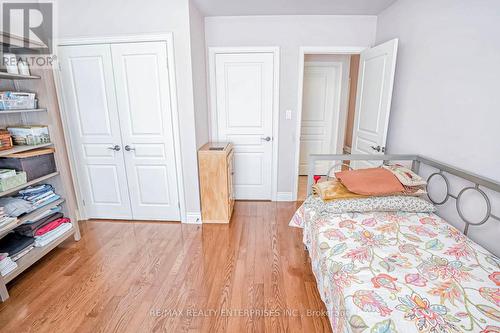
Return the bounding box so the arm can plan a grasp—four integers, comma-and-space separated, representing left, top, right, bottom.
307, 154, 500, 236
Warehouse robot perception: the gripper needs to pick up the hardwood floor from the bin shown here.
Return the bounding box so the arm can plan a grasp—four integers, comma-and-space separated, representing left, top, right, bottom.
0, 201, 331, 333
297, 176, 308, 202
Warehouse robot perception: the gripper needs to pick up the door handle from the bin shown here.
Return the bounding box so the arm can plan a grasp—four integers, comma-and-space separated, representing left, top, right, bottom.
124, 145, 135, 151
107, 145, 121, 151
371, 145, 385, 153
261, 136, 272, 142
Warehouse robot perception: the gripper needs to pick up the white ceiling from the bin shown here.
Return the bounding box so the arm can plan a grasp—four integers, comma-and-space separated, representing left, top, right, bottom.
193, 0, 398, 16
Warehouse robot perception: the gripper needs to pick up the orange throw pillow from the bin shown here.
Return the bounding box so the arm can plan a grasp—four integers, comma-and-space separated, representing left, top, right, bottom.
335, 167, 405, 196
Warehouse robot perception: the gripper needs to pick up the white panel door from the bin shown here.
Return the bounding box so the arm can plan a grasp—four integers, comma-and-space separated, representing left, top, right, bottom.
111, 42, 180, 221
351, 39, 398, 168
58, 45, 132, 219
214, 52, 275, 200
299, 63, 341, 175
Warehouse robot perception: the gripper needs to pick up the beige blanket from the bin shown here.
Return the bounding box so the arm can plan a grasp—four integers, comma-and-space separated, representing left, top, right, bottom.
312, 180, 367, 201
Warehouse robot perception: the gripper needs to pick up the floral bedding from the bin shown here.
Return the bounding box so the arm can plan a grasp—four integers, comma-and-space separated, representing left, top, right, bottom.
292, 197, 500, 333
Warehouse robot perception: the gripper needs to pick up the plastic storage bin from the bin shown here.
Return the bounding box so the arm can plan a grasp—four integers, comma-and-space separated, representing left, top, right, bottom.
7, 125, 50, 145
0, 148, 56, 181
0, 92, 36, 110
0, 171, 27, 192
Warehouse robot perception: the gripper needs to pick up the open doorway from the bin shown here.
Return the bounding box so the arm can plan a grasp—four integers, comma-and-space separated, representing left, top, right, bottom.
294, 40, 399, 201
296, 50, 361, 201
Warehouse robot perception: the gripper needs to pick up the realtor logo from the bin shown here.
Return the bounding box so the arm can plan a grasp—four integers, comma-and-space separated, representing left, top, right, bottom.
2, 2, 53, 54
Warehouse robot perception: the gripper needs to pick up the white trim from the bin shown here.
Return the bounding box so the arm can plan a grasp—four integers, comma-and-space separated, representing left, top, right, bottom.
56, 33, 179, 46
185, 212, 202, 224
293, 46, 367, 201
207, 46, 280, 201
276, 192, 293, 202
300, 46, 367, 55
53, 33, 187, 222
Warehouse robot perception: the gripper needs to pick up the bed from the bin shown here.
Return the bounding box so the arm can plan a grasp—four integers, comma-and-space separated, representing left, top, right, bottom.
290, 154, 500, 333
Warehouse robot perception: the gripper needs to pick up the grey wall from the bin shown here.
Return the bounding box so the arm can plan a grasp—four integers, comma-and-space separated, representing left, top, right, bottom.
377, 0, 500, 255
56, 0, 202, 216
205, 15, 378, 196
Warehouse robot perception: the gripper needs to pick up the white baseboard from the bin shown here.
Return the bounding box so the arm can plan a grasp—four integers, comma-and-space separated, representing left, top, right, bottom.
275, 192, 294, 202
184, 212, 202, 224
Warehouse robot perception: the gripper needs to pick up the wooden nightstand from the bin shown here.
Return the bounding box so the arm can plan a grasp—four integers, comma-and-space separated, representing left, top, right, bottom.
198, 142, 234, 223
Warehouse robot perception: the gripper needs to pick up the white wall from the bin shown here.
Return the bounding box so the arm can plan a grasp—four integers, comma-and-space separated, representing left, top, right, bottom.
377, 0, 500, 255
377, 0, 500, 181
56, 0, 202, 216
189, 0, 210, 148
205, 15, 377, 196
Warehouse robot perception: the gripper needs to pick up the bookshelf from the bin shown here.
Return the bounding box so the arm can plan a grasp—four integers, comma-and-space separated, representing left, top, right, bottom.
0, 45, 81, 301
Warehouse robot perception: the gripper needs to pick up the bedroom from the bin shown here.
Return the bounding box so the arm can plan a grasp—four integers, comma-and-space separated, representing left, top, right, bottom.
0, 0, 498, 332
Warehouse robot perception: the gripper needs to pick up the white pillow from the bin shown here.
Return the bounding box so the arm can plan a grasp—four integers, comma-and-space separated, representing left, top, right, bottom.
383, 164, 427, 186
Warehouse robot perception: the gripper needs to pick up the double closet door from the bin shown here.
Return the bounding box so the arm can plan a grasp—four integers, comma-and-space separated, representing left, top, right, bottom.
58, 41, 180, 221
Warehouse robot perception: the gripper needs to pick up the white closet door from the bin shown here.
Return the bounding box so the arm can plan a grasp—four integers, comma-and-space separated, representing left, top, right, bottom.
111, 42, 180, 221
58, 45, 132, 219
213, 52, 275, 200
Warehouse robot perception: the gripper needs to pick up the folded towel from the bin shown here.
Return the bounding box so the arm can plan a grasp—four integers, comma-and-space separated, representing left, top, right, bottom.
0, 197, 32, 217
0, 256, 17, 276
17, 184, 54, 199
312, 180, 367, 201
11, 245, 33, 261
35, 217, 70, 236
0, 217, 17, 232
15, 212, 64, 237
23, 205, 62, 224
0, 233, 35, 257
34, 222, 72, 247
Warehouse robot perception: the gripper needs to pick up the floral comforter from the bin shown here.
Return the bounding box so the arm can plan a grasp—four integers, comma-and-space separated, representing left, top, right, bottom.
292, 197, 500, 333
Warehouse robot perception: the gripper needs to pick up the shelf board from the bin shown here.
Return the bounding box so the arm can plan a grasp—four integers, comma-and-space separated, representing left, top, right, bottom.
3, 227, 74, 283
0, 109, 47, 115
0, 198, 66, 239
0, 72, 41, 80
0, 171, 59, 198
0, 143, 53, 158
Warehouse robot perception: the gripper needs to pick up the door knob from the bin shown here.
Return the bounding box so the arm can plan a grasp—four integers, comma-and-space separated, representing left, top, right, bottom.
370, 145, 385, 153
261, 136, 272, 142
124, 145, 135, 151
107, 145, 121, 151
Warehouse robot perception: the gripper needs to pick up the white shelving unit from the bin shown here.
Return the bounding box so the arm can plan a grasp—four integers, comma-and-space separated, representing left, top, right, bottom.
0, 44, 81, 301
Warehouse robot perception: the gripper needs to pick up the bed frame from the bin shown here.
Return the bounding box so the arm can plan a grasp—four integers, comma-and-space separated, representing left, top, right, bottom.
306, 154, 500, 235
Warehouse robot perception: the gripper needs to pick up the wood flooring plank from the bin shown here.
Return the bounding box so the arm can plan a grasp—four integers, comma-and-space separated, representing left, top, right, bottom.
0, 202, 332, 333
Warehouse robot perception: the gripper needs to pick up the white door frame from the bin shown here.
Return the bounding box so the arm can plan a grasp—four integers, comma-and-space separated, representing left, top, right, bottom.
293, 46, 367, 201
208, 47, 280, 201
53, 33, 187, 222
